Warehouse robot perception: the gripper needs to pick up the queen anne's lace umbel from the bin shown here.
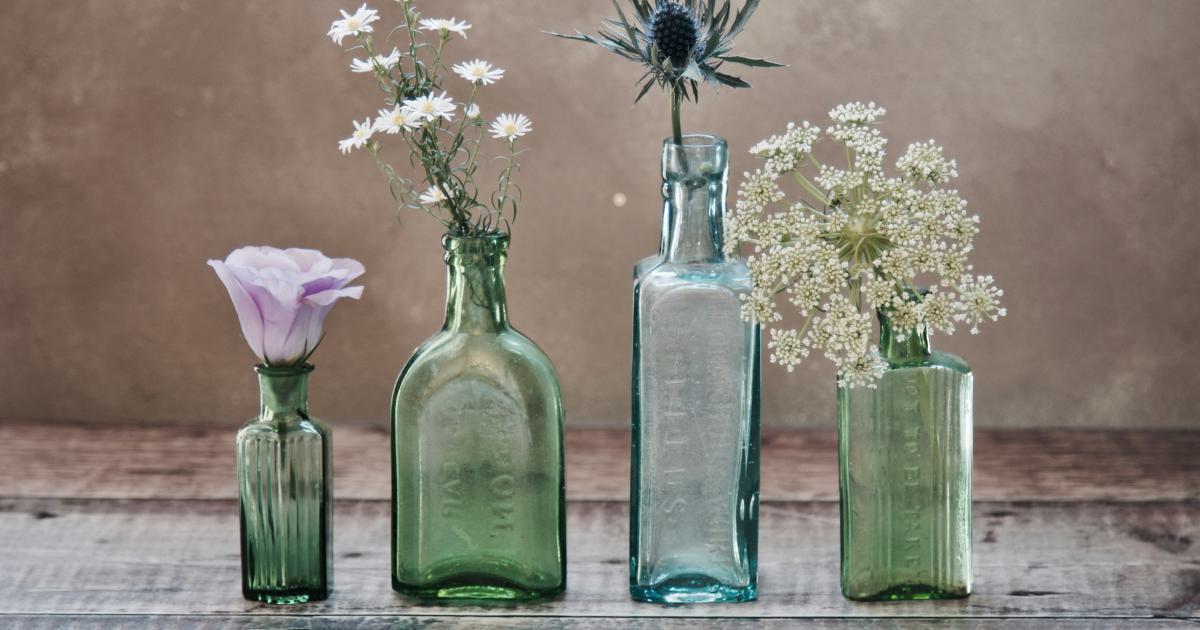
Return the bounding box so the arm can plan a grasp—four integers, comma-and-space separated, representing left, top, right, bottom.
726, 102, 1006, 387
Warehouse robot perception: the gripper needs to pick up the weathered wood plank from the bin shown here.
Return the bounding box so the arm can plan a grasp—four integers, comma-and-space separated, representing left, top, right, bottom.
0, 421, 1196, 502
1, 498, 1196, 620
2, 614, 1196, 629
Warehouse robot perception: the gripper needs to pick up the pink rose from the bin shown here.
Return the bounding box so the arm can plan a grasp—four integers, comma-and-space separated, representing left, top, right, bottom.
209, 247, 364, 366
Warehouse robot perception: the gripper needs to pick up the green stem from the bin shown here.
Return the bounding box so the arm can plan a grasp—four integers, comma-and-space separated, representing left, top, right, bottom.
671, 86, 683, 145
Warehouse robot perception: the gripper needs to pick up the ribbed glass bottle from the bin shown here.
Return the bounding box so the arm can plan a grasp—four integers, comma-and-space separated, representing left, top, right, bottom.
838, 311, 973, 600
630, 134, 761, 604
391, 234, 566, 601
237, 364, 332, 604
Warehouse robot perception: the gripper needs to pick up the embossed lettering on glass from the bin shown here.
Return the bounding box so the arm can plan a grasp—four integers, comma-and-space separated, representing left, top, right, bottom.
238, 364, 332, 604
838, 310, 973, 600
391, 234, 566, 601
630, 135, 761, 604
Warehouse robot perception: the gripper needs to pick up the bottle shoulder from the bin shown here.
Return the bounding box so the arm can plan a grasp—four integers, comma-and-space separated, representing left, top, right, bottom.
636, 258, 751, 291
238, 416, 328, 441
886, 350, 971, 375
395, 327, 561, 395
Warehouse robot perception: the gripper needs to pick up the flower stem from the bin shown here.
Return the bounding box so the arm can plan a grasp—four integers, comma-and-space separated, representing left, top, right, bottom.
671, 86, 684, 145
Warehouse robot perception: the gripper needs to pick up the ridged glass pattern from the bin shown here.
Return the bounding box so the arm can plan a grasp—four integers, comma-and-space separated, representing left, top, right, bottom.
237, 365, 332, 604
838, 313, 972, 600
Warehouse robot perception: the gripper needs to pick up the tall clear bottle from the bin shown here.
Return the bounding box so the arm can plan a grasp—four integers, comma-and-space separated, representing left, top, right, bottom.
391, 234, 566, 601
838, 310, 973, 600
237, 364, 332, 604
630, 134, 761, 604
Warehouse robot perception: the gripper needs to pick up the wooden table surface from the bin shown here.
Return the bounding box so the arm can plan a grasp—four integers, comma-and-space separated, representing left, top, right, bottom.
0, 420, 1197, 628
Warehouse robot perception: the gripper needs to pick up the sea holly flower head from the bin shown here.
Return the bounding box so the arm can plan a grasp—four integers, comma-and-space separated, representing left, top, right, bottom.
727, 102, 1006, 387
547, 0, 784, 144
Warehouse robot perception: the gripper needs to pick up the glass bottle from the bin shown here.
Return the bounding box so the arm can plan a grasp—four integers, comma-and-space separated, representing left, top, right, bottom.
391, 233, 566, 601
237, 364, 332, 604
838, 310, 973, 600
630, 134, 761, 604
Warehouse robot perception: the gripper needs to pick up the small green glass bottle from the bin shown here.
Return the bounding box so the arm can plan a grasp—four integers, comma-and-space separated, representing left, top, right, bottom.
838, 310, 973, 601
237, 364, 332, 604
391, 234, 566, 601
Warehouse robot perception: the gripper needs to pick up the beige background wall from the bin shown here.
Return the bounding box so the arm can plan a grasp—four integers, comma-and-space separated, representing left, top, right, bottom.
2, 0, 1198, 428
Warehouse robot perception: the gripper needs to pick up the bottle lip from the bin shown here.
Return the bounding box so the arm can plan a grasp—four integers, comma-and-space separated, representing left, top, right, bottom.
442, 232, 510, 252
254, 363, 314, 376
663, 133, 726, 149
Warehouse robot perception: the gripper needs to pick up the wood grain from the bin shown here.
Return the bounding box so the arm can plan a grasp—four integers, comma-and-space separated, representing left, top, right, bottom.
0, 420, 1196, 502
3, 616, 1197, 629
0, 498, 1196, 621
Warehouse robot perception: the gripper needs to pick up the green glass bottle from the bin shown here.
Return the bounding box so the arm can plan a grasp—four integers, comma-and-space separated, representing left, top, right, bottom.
237, 364, 332, 604
391, 234, 566, 600
838, 310, 973, 601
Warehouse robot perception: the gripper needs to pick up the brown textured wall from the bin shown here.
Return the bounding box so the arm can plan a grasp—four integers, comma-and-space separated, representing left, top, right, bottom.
1, 0, 1198, 428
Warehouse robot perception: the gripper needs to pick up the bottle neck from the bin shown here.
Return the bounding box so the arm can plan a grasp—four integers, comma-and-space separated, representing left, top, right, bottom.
661, 134, 728, 264
443, 235, 510, 334
256, 365, 311, 422
878, 311, 932, 362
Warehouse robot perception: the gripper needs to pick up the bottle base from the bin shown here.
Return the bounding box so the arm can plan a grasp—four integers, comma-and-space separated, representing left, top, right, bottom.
393, 575, 563, 602
243, 586, 329, 605
631, 574, 756, 604
843, 583, 970, 601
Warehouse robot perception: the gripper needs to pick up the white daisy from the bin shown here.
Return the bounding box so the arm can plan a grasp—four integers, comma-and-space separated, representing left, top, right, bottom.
418, 17, 471, 39
490, 113, 532, 141
372, 105, 421, 134
419, 186, 447, 205
328, 4, 380, 45
350, 47, 401, 73
338, 118, 375, 154
466, 103, 481, 119
452, 59, 504, 85
401, 91, 456, 123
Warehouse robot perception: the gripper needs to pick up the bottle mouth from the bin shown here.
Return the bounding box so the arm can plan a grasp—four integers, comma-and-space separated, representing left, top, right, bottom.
442, 232, 510, 253
663, 133, 726, 149
255, 363, 314, 376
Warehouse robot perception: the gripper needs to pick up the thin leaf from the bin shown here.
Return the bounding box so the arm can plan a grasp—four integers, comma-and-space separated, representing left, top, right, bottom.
726, 0, 761, 41
718, 54, 786, 67
714, 71, 751, 88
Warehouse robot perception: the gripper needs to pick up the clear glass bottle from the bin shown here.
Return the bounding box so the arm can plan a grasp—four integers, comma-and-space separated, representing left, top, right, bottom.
630, 134, 761, 604
391, 233, 566, 601
237, 364, 332, 604
838, 310, 973, 600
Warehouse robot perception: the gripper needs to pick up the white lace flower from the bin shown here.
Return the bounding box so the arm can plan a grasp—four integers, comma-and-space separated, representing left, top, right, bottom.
401, 91, 456, 123
465, 103, 481, 119
328, 4, 380, 45
837, 349, 888, 389
350, 47, 401, 73
452, 59, 505, 85
338, 118, 375, 154
418, 17, 471, 38
954, 275, 1007, 334
373, 105, 421, 134
728, 102, 1004, 387
490, 113, 532, 141
419, 186, 447, 205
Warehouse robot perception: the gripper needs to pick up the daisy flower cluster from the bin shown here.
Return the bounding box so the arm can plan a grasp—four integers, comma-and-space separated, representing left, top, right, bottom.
328, 3, 533, 236
725, 102, 1006, 388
